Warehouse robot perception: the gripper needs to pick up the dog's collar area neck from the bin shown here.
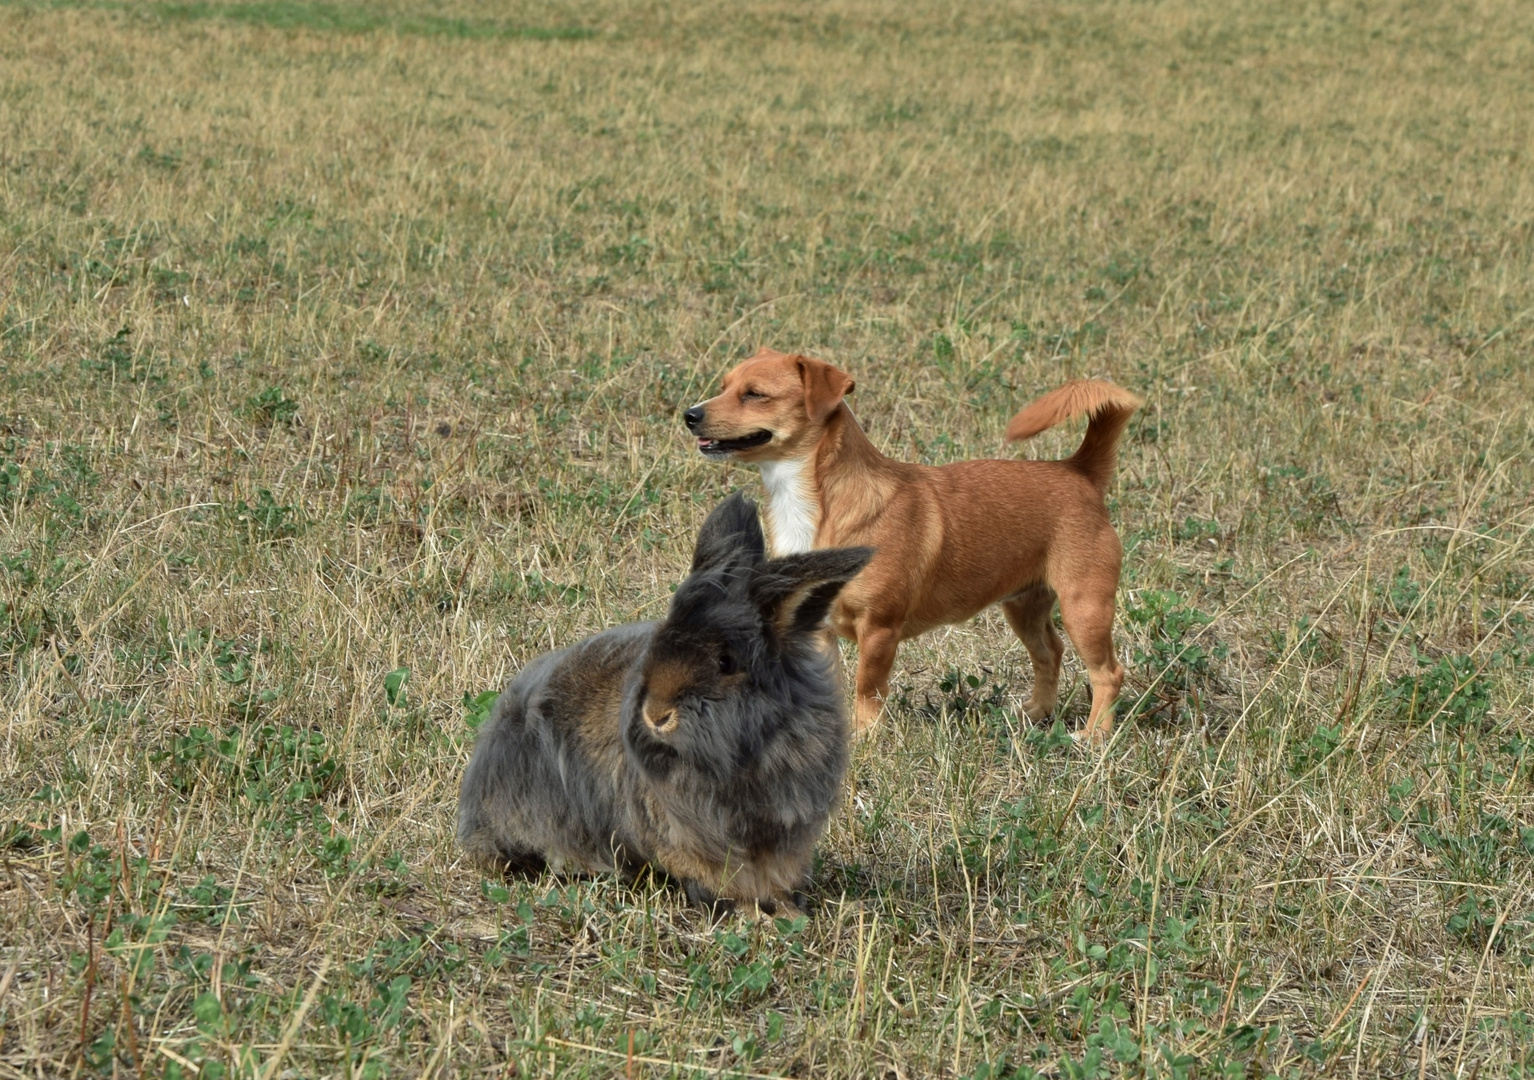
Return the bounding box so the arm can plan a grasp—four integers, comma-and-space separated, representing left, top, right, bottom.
758, 457, 819, 556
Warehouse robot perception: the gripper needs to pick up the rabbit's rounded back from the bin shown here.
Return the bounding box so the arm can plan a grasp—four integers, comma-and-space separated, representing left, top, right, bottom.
457, 622, 653, 875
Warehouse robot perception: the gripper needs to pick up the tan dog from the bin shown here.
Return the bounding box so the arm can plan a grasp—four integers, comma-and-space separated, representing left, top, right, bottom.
682, 347, 1143, 743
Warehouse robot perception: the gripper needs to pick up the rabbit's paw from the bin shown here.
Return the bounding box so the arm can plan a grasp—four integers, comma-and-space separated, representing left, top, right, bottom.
683, 879, 736, 922
752, 894, 805, 923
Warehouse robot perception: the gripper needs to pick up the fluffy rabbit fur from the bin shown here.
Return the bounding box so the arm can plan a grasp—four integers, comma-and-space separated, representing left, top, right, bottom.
457, 491, 873, 912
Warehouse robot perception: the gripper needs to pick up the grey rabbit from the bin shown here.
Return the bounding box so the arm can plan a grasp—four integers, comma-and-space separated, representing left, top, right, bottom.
457, 490, 873, 913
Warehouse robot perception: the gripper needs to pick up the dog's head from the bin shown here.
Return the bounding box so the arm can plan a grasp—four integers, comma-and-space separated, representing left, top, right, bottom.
682, 348, 855, 461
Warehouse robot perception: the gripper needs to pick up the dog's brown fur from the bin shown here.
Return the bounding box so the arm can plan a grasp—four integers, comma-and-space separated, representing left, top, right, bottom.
686, 347, 1143, 743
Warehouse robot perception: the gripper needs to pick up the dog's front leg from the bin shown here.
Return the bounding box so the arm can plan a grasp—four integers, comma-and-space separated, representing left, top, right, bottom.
851, 626, 899, 733
1002, 586, 1065, 721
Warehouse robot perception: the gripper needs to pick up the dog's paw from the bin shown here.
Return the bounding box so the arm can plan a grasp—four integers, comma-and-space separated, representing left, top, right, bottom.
1069, 726, 1112, 749
1020, 700, 1055, 723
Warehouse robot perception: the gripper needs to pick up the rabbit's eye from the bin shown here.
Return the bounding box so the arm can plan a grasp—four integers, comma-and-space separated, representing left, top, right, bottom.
717, 650, 739, 676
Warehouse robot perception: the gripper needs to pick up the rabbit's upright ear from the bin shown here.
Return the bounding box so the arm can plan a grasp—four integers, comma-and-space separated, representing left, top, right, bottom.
749, 547, 875, 641
691, 490, 767, 572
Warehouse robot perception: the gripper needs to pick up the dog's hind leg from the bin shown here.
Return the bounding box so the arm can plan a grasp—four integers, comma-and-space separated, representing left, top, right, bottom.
1002, 584, 1065, 721
1056, 583, 1125, 745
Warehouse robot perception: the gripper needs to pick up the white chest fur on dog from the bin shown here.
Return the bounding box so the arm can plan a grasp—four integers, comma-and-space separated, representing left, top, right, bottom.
759, 458, 819, 556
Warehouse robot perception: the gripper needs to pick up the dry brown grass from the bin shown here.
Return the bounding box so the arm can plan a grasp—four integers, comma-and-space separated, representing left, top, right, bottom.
2, 0, 1533, 1076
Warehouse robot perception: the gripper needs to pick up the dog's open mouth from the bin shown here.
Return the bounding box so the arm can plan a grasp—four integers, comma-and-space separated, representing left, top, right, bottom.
696, 430, 772, 456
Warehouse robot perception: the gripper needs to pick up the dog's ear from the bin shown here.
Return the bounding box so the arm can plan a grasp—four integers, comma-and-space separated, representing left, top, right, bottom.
691, 490, 767, 572
796, 357, 856, 423
750, 547, 874, 641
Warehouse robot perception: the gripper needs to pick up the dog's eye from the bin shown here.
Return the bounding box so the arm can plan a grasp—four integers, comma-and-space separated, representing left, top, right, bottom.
741, 389, 767, 403
717, 650, 738, 675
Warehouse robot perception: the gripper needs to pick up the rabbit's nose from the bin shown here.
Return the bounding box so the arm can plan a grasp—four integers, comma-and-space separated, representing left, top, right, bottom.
644, 704, 679, 734
682, 405, 705, 431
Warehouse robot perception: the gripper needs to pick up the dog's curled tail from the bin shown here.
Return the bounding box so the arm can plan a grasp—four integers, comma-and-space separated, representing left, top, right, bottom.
1005, 379, 1144, 491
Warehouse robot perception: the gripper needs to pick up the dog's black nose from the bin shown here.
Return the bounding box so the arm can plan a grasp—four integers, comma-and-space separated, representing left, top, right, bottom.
682, 405, 705, 431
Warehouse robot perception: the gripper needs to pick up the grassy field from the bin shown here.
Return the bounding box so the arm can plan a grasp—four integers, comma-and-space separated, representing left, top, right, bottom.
2, 0, 1533, 1076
